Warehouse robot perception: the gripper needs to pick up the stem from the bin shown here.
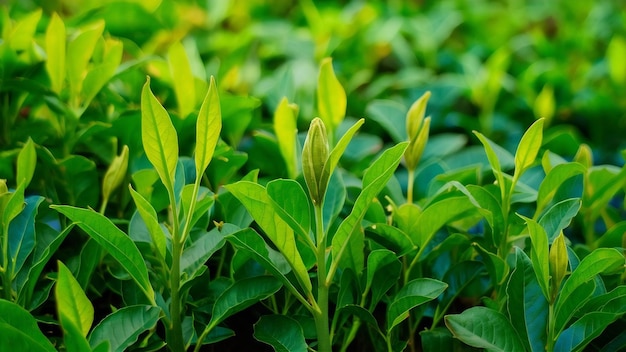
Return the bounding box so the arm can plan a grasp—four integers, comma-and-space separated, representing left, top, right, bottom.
314, 204, 332, 352
407, 169, 415, 204
167, 186, 185, 352
546, 301, 555, 352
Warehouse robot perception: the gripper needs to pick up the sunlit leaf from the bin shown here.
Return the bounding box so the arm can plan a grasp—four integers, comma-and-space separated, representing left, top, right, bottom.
514, 118, 544, 177
195, 76, 221, 178
168, 41, 195, 118
317, 57, 346, 136
56, 261, 93, 338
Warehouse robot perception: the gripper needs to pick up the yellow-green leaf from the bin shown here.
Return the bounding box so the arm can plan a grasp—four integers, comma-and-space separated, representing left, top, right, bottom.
102, 145, 129, 203
274, 97, 298, 179
67, 21, 104, 103
195, 76, 221, 179
519, 215, 550, 301
168, 41, 195, 118
607, 35, 626, 85
406, 91, 431, 140
56, 261, 93, 337
141, 77, 179, 194
16, 138, 36, 189
8, 9, 41, 51
534, 85, 554, 125
514, 118, 545, 178
45, 13, 66, 94
317, 57, 346, 137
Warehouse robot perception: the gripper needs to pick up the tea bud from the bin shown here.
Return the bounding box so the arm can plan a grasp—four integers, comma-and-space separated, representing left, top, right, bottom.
302, 118, 330, 205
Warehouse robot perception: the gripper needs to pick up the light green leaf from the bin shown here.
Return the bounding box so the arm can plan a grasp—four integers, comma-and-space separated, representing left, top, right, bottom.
81, 39, 123, 110
519, 215, 550, 301
364, 223, 415, 256
445, 306, 526, 352
102, 145, 129, 203
195, 76, 221, 178
274, 97, 299, 179
0, 299, 57, 352
473, 131, 505, 200
554, 248, 625, 335
365, 249, 402, 308
89, 305, 161, 352
128, 186, 167, 259
507, 249, 548, 352
538, 198, 581, 241
607, 35, 626, 85
413, 196, 477, 250
387, 278, 447, 332
206, 276, 282, 333
141, 76, 179, 195
8, 9, 41, 51
16, 138, 36, 189
56, 261, 93, 337
225, 182, 312, 293
535, 162, 585, 215
317, 57, 346, 134
168, 41, 195, 118
181, 228, 225, 283
2, 182, 26, 234
45, 12, 66, 94
331, 142, 408, 277
555, 312, 621, 352
514, 118, 544, 177
534, 85, 554, 125
67, 21, 104, 103
51, 205, 155, 304
266, 179, 312, 247
254, 315, 307, 352
473, 242, 508, 285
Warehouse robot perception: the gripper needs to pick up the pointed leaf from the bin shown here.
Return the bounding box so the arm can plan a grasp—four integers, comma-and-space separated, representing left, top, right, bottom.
507, 249, 548, 352
514, 118, 544, 176
254, 315, 307, 352
226, 182, 313, 293
519, 215, 550, 301
387, 278, 447, 332
141, 77, 179, 194
195, 76, 221, 178
445, 306, 526, 352
555, 312, 621, 352
102, 145, 129, 202
168, 41, 195, 118
538, 198, 581, 241
207, 276, 282, 332
51, 205, 155, 304
181, 228, 225, 283
89, 305, 161, 352
16, 138, 36, 188
266, 179, 312, 247
8, 195, 43, 279
331, 142, 408, 277
366, 249, 402, 308
413, 196, 477, 250
45, 12, 66, 94
473, 132, 505, 200
319, 118, 365, 194
274, 97, 299, 179
128, 186, 167, 259
317, 57, 346, 133
0, 299, 57, 352
536, 162, 585, 215
549, 232, 568, 302
56, 261, 93, 337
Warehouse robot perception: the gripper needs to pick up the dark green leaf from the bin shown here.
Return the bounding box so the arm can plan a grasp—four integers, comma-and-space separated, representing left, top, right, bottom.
89, 305, 161, 352
387, 278, 447, 332
0, 299, 56, 352
254, 315, 307, 352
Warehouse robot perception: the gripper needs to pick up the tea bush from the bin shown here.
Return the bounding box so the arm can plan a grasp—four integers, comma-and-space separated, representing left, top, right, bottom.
1, 1, 625, 351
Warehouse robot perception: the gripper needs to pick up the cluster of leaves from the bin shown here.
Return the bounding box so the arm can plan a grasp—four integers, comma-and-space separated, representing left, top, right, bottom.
1, 1, 625, 352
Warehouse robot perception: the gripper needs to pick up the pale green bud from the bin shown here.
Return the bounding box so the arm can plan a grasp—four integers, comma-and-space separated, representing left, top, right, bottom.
302, 118, 330, 206
405, 91, 432, 171
102, 145, 129, 201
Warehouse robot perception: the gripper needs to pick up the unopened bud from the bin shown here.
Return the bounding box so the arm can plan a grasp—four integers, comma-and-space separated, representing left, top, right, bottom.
302, 118, 330, 205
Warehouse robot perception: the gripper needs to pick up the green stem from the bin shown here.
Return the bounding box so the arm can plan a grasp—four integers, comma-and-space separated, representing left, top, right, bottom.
167, 187, 185, 352
546, 301, 555, 352
407, 169, 415, 204
314, 204, 332, 352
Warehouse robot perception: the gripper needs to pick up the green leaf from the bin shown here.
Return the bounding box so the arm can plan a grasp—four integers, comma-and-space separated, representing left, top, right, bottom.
322, 171, 346, 234
181, 229, 225, 284
168, 41, 195, 118
394, 203, 422, 237
538, 198, 581, 241
473, 242, 508, 285
128, 186, 167, 260
514, 118, 544, 177
555, 312, 621, 352
364, 223, 415, 256
387, 278, 447, 332
81, 39, 123, 111
365, 249, 402, 308
8, 9, 41, 51
554, 248, 625, 335
226, 181, 313, 293
0, 299, 57, 352
317, 57, 346, 134
45, 12, 66, 94
266, 179, 312, 247
89, 305, 161, 352
16, 138, 36, 189
206, 276, 282, 333
254, 315, 307, 352
8, 195, 43, 279
195, 76, 221, 178
507, 249, 548, 352
445, 306, 526, 352
607, 35, 626, 84
473, 131, 505, 200
67, 21, 104, 103
51, 205, 155, 304
434, 261, 487, 326
274, 97, 299, 179
225, 228, 305, 304
56, 261, 93, 352
331, 142, 408, 277
102, 145, 129, 203
535, 162, 585, 216
2, 182, 26, 235
413, 196, 477, 250
141, 76, 179, 195
519, 215, 550, 301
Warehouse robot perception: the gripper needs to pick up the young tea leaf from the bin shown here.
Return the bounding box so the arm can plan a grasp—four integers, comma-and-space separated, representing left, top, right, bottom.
168, 41, 195, 118
102, 145, 129, 205
266, 179, 312, 247
387, 278, 447, 332
51, 205, 155, 304
519, 215, 550, 301
141, 77, 179, 195
0, 299, 57, 352
274, 97, 299, 179
514, 118, 545, 177
195, 76, 221, 179
317, 57, 346, 135
45, 12, 66, 94
16, 137, 36, 189
56, 261, 94, 337
128, 186, 167, 260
